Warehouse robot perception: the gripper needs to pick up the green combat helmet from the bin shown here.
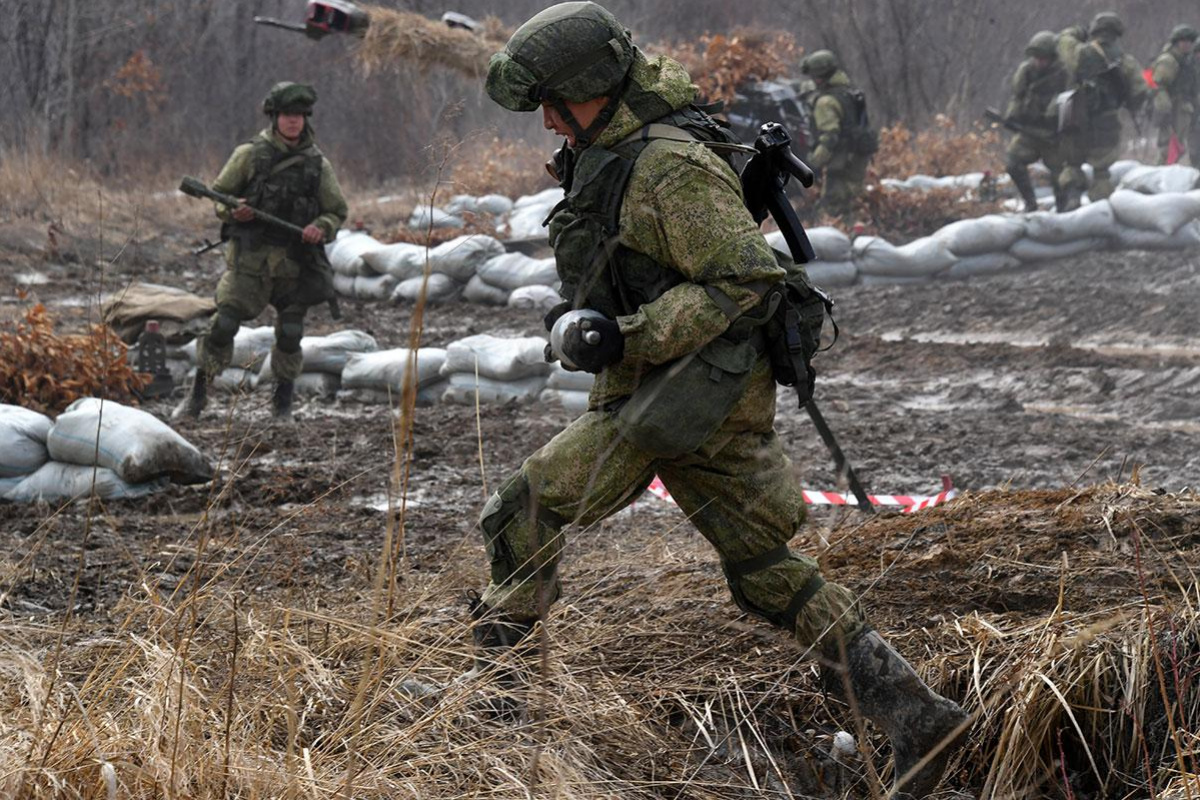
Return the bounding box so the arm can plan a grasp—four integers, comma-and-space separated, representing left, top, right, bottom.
486, 2, 634, 112
1170, 24, 1200, 43
1026, 31, 1059, 59
1089, 12, 1125, 40
800, 50, 839, 80
262, 82, 318, 116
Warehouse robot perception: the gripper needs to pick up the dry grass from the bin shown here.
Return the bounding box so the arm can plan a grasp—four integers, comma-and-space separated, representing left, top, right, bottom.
354, 5, 509, 79
448, 136, 556, 200
872, 116, 1003, 181
659, 29, 802, 106
1, 473, 1197, 798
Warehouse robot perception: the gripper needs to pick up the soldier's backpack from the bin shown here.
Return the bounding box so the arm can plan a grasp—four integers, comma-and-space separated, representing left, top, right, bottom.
828, 87, 880, 155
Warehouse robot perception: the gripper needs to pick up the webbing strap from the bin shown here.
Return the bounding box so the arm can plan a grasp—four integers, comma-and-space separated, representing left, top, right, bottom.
726, 544, 790, 579
783, 574, 826, 625
705, 285, 743, 322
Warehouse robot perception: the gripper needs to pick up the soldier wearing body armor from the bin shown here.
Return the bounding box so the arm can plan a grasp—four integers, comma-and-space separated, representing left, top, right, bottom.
1059, 12, 1150, 208
800, 50, 877, 217
478, 4, 968, 797
1151, 25, 1199, 165
185, 82, 348, 420
1005, 32, 1071, 212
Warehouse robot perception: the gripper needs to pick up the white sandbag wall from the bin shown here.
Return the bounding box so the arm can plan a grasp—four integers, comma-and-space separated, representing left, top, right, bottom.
2, 399, 214, 503
439, 335, 551, 406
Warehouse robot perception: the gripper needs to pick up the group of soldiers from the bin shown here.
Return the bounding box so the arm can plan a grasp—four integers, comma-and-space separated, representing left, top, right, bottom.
1004, 13, 1197, 212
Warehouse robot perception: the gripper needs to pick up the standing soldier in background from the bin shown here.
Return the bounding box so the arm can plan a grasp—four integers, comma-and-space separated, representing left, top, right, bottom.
478, 3, 968, 798
1150, 25, 1199, 165
1059, 12, 1149, 209
800, 50, 878, 218
184, 82, 348, 420
1004, 31, 1071, 212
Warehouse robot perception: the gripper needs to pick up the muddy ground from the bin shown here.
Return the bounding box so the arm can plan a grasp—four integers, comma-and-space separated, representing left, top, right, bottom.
1, 211, 1198, 798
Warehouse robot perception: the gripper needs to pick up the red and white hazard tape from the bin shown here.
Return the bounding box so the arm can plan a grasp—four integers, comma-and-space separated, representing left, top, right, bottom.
646, 476, 958, 515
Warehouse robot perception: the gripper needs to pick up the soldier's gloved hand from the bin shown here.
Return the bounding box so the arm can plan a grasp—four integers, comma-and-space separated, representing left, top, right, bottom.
301, 224, 325, 244
543, 301, 571, 332
560, 315, 623, 374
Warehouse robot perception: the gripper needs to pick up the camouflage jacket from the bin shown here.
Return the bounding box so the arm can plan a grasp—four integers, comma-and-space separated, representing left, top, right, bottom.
808, 71, 862, 168
1152, 46, 1198, 115
555, 53, 784, 423
1005, 58, 1070, 134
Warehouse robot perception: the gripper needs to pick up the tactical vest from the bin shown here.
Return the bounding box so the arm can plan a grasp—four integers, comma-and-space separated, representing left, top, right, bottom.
1015, 61, 1070, 125
239, 137, 324, 246
817, 86, 878, 154
1161, 50, 1198, 102
547, 106, 747, 319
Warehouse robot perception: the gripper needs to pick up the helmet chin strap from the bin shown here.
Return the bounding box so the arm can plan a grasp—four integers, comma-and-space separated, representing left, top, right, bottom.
551, 77, 628, 148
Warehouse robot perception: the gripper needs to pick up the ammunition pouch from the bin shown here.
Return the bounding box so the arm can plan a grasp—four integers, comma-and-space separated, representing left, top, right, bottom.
615, 333, 762, 458
762, 270, 835, 406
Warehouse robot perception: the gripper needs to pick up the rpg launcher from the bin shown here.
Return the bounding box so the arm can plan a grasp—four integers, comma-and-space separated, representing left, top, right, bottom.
253, 0, 370, 40
178, 176, 341, 320
739, 123, 873, 512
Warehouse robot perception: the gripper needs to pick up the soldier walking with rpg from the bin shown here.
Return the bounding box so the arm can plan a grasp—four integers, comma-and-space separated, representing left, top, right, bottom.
184, 82, 348, 420
1150, 25, 1199, 165
472, 3, 968, 797
1001, 32, 1071, 212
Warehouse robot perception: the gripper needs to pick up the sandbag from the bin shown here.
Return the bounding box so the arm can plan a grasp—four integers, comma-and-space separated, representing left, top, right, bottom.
210, 367, 258, 393
1114, 220, 1200, 250
341, 348, 448, 392
0, 405, 53, 478
1024, 202, 1114, 244
766, 227, 852, 263
1109, 160, 1141, 184
507, 285, 563, 312
1, 462, 166, 503
944, 252, 1023, 280
47, 398, 213, 485
327, 231, 385, 277
392, 273, 458, 303
353, 274, 399, 301
408, 206, 463, 230
545, 364, 596, 392
259, 330, 378, 380
476, 252, 559, 291
440, 335, 551, 381
463, 274, 512, 305
804, 261, 858, 287
360, 241, 427, 280
476, 194, 515, 215
427, 235, 506, 282
293, 371, 341, 398
445, 194, 479, 216
333, 273, 356, 297
503, 188, 563, 240
539, 388, 590, 414
1108, 189, 1200, 235
934, 215, 1027, 256
853, 235, 957, 278
101, 283, 216, 345
337, 379, 445, 406
1009, 236, 1105, 262
442, 373, 547, 405
1118, 164, 1200, 195
181, 325, 276, 370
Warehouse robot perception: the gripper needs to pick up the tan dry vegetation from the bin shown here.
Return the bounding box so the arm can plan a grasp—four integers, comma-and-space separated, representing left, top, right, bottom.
659, 30, 802, 106
354, 5, 510, 79
1, 477, 1197, 799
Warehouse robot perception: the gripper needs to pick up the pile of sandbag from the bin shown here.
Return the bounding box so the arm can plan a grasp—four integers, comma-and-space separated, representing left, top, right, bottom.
499, 188, 564, 241
258, 329, 379, 399
0, 399, 213, 503
407, 194, 519, 232
765, 226, 857, 286
326, 231, 506, 304
465, 252, 560, 309
180, 326, 277, 394
539, 364, 594, 413
439, 334, 552, 405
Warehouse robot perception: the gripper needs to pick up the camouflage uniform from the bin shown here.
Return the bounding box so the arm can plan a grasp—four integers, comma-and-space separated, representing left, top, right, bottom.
1060, 14, 1149, 204
803, 52, 875, 217
1151, 26, 1199, 165
1005, 33, 1071, 211
482, 49, 866, 654
196, 86, 347, 388
482, 7, 968, 795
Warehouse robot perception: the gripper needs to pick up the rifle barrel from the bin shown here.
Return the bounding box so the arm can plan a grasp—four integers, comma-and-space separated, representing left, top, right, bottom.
179, 176, 306, 237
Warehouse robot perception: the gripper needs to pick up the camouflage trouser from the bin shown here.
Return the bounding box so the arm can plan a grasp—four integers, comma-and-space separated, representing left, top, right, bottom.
196, 241, 309, 382
1157, 104, 1194, 165
819, 153, 870, 218
1006, 134, 1066, 185
1059, 118, 1122, 201
478, 409, 868, 658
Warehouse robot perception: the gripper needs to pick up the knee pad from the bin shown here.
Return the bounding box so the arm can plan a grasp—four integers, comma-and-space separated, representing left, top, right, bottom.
722, 544, 827, 630
209, 307, 241, 348
276, 313, 305, 354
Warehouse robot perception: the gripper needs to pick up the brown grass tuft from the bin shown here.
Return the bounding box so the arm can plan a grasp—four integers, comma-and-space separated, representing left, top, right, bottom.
354, 5, 509, 78
873, 115, 1004, 180
659, 29, 802, 106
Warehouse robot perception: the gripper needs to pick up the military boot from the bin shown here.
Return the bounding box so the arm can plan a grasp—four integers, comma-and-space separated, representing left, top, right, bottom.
184, 370, 208, 419
1006, 165, 1039, 212
824, 630, 970, 799
465, 592, 538, 718
271, 380, 295, 419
